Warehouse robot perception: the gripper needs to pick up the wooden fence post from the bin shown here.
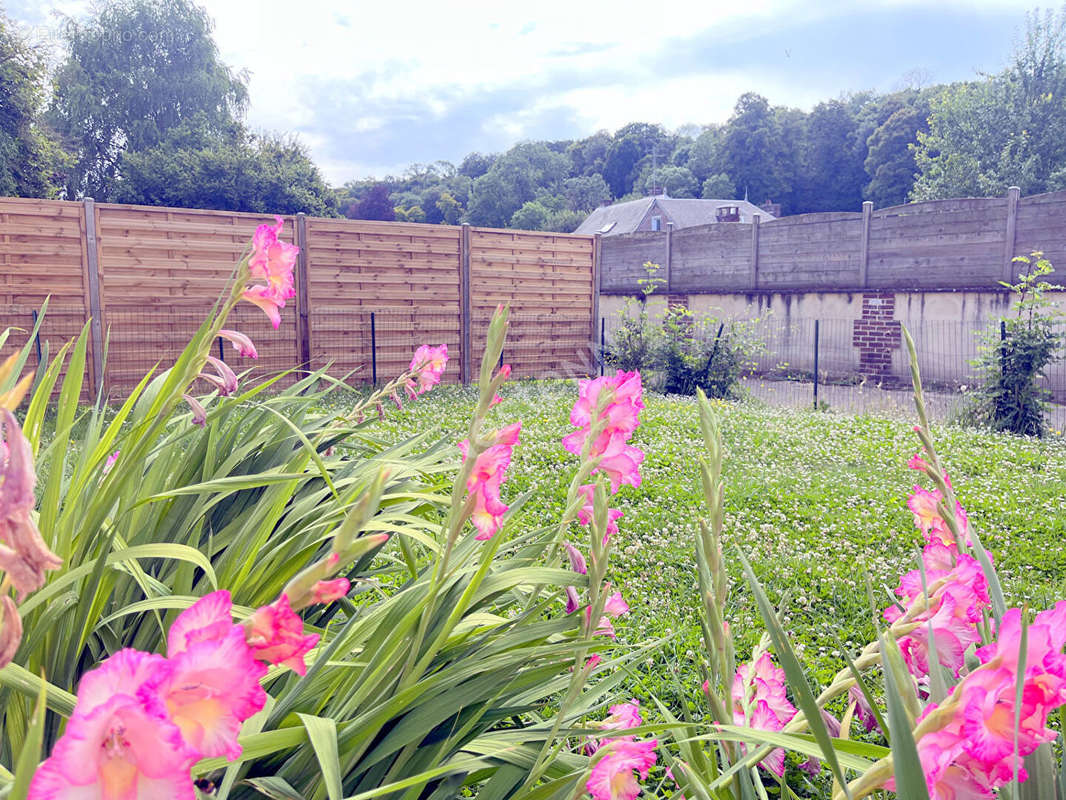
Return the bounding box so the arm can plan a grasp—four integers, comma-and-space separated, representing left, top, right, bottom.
859, 201, 873, 287
1003, 186, 1021, 282
750, 214, 761, 290
459, 223, 472, 385
294, 213, 312, 367
665, 222, 674, 292
80, 198, 105, 396
591, 233, 602, 364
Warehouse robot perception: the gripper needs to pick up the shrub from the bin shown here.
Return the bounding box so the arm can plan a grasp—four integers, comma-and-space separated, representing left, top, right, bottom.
967, 251, 1064, 437
607, 263, 765, 397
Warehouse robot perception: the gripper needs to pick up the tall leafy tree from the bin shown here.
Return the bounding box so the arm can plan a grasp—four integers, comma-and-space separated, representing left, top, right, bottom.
562, 175, 611, 211
47, 0, 248, 199
114, 118, 338, 215
912, 7, 1066, 199
353, 184, 396, 221
795, 100, 866, 212
466, 142, 569, 226
0, 12, 66, 197
635, 165, 698, 198
718, 94, 792, 210
863, 102, 929, 207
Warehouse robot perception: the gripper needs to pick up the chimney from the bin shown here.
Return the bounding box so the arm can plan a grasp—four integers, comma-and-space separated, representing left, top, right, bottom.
759, 199, 782, 218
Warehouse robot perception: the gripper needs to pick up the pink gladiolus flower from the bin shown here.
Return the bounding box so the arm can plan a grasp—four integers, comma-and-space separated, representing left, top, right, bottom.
150, 591, 267, 760
249, 217, 298, 295
239, 217, 298, 330
586, 738, 658, 800
732, 652, 798, 777
908, 452, 931, 471
576, 483, 624, 542
245, 594, 320, 676
884, 548, 989, 678
586, 701, 644, 754
240, 284, 286, 329
565, 586, 581, 614
892, 603, 1066, 799
562, 541, 587, 574
201, 356, 239, 396
584, 590, 628, 638
182, 394, 207, 426
907, 485, 970, 549
103, 450, 120, 474
0, 596, 21, 669
406, 344, 448, 397
562, 371, 645, 494
29, 649, 197, 800
0, 408, 62, 600
849, 685, 880, 733
459, 422, 520, 540
218, 329, 258, 359
311, 577, 350, 604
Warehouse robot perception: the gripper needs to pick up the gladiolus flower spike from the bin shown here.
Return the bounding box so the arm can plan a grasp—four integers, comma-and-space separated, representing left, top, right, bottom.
239, 216, 298, 329
562, 370, 644, 494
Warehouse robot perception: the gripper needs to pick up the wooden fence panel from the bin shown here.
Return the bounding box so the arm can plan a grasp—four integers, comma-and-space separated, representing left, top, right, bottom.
469, 228, 595, 379
0, 199, 92, 397
304, 217, 462, 383
2, 198, 595, 394
96, 204, 299, 394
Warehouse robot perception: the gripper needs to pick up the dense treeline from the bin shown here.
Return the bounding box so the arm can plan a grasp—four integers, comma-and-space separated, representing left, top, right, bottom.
5, 2, 1066, 229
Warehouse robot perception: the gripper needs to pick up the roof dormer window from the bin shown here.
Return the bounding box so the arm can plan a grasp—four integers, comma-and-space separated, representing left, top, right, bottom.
650, 216, 662, 231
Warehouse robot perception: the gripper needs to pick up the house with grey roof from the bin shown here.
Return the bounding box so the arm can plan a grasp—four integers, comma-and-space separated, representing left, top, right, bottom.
574, 195, 775, 236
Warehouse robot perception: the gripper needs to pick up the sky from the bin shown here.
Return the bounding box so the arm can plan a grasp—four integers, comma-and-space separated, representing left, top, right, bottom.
5, 0, 1047, 185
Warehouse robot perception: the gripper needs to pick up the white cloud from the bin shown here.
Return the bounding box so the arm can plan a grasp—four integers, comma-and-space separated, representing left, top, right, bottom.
5, 0, 1046, 181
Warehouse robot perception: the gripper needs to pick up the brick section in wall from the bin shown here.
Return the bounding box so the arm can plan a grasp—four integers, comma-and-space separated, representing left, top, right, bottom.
851, 293, 901, 380
666, 293, 690, 308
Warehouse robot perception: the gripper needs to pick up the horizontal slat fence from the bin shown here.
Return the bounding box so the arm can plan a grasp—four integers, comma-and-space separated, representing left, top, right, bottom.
600, 186, 1066, 294
0, 198, 597, 400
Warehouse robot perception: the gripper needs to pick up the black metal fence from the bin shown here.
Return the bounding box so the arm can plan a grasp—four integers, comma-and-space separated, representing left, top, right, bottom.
601, 313, 1066, 429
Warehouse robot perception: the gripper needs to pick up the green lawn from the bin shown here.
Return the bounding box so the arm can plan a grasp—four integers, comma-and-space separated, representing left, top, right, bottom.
367, 382, 1066, 696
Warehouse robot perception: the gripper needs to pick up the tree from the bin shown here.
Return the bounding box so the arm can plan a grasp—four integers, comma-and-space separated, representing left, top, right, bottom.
718, 94, 792, 210
458, 152, 495, 179
0, 13, 66, 197
602, 123, 671, 198
509, 198, 585, 232
701, 173, 734, 199
687, 125, 723, 183
863, 103, 928, 207
510, 200, 552, 231
566, 131, 611, 177
436, 191, 462, 224
635, 165, 698, 198
466, 142, 570, 227
795, 100, 866, 212
394, 205, 426, 223
114, 119, 338, 215
562, 175, 611, 211
47, 0, 248, 200
912, 7, 1066, 199
352, 184, 395, 221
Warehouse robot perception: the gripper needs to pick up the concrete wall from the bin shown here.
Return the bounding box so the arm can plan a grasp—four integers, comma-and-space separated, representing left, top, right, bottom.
600, 289, 1066, 398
